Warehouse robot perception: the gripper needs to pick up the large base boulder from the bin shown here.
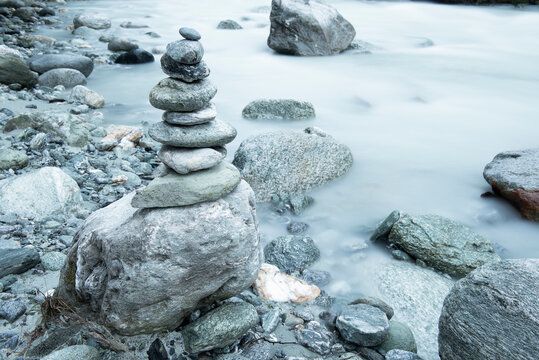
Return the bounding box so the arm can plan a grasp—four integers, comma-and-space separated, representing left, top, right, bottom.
267, 0, 356, 56
438, 259, 539, 360
56, 180, 261, 335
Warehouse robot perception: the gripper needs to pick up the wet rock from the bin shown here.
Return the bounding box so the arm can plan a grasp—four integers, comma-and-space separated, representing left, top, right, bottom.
73, 14, 111, 30
42, 345, 101, 360
287, 221, 309, 235
0, 52, 38, 88
483, 148, 539, 222
163, 103, 216, 125
438, 259, 539, 360
108, 37, 139, 52
0, 299, 26, 323
180, 27, 201, 41
131, 162, 241, 208
378, 321, 417, 353
40, 251, 67, 271
217, 19, 243, 29
336, 304, 389, 347
149, 77, 217, 112
69, 85, 105, 109
295, 321, 333, 355
385, 349, 423, 360
261, 309, 281, 333
0, 248, 38, 278
114, 48, 155, 64
0, 148, 28, 170
387, 213, 500, 277
233, 128, 353, 201
242, 99, 315, 120
268, 0, 355, 56
158, 145, 226, 174
147, 338, 169, 360
370, 210, 402, 242
242, 342, 273, 360
264, 235, 320, 273
13, 6, 35, 21
254, 263, 320, 303
28, 54, 94, 77
38, 7, 56, 17
166, 39, 204, 65
56, 182, 261, 335
149, 119, 236, 147
299, 269, 331, 287
181, 302, 259, 353
0, 167, 82, 220
38, 68, 87, 88
349, 296, 394, 320
160, 54, 210, 83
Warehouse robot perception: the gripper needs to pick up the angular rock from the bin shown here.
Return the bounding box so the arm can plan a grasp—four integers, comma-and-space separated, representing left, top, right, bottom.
73, 14, 111, 30
69, 85, 105, 109
100, 125, 142, 149
0, 300, 26, 323
336, 304, 390, 347
158, 145, 226, 174
108, 37, 138, 52
160, 54, 210, 82
264, 235, 320, 273
242, 99, 315, 120
147, 338, 168, 360
261, 309, 281, 333
182, 302, 259, 353
28, 54, 94, 77
370, 210, 402, 242
233, 128, 353, 201
385, 350, 423, 360
388, 214, 500, 277
378, 321, 417, 354
268, 0, 356, 56
115, 49, 155, 64
165, 39, 204, 65
295, 322, 332, 355
180, 27, 201, 41
163, 103, 217, 125
0, 247, 40, 278
483, 148, 539, 221
131, 162, 240, 208
38, 68, 87, 88
0, 53, 38, 88
350, 296, 394, 320
149, 119, 236, 147
42, 345, 101, 360
217, 19, 242, 30
149, 78, 217, 112
438, 259, 539, 360
0, 167, 83, 220
254, 263, 320, 303
0, 149, 28, 170
57, 181, 261, 335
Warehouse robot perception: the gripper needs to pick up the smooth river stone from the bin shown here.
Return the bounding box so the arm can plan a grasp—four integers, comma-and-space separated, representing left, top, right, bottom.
165, 39, 203, 64
163, 103, 217, 125
131, 162, 241, 208
179, 27, 201, 41
149, 120, 237, 148
158, 145, 226, 174
160, 53, 210, 83
149, 78, 217, 112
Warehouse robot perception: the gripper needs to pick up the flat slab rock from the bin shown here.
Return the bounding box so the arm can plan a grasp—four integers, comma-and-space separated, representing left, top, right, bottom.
483, 148, 539, 222
149, 77, 216, 112
158, 145, 226, 175
149, 119, 237, 148
131, 161, 241, 208
163, 102, 216, 125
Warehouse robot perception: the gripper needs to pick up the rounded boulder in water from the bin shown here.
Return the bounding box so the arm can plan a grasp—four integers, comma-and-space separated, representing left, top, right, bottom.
115, 49, 154, 64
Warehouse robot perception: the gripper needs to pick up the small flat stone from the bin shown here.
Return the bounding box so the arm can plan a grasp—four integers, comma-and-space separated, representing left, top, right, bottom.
349, 296, 394, 320
149, 78, 217, 112
160, 54, 210, 83
163, 103, 217, 126
149, 119, 236, 148
179, 27, 201, 41
165, 39, 203, 65
131, 161, 241, 208
158, 145, 226, 174
336, 304, 390, 347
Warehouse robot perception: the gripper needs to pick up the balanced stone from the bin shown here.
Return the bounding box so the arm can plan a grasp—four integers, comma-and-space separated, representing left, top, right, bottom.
149, 78, 217, 112
166, 39, 204, 64
163, 103, 217, 125
149, 119, 236, 147
160, 54, 210, 83
131, 162, 241, 208
158, 145, 226, 174
179, 27, 201, 41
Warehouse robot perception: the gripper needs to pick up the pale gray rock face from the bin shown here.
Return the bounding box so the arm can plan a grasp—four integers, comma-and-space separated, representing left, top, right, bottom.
69, 85, 105, 109
158, 145, 226, 174
28, 54, 94, 77
483, 148, 539, 222
242, 99, 315, 120
336, 304, 390, 347
73, 14, 111, 30
149, 119, 237, 148
131, 162, 241, 208
149, 78, 217, 112
56, 181, 261, 335
160, 54, 210, 83
38, 68, 87, 88
438, 259, 539, 360
163, 103, 217, 125
0, 167, 83, 221
165, 39, 204, 64
387, 214, 500, 277
233, 128, 353, 201
267, 0, 356, 56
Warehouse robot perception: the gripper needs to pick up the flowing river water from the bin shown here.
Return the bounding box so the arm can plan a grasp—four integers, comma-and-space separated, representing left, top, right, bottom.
36, 1, 539, 358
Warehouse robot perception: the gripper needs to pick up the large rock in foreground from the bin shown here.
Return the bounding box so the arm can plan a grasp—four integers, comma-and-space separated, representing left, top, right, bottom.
0, 167, 83, 220
267, 0, 356, 56
483, 148, 539, 222
438, 259, 539, 360
0, 51, 38, 88
56, 181, 261, 335
233, 127, 352, 201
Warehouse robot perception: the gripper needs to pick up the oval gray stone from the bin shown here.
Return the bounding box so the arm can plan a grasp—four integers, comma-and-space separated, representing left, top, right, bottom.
131, 161, 241, 208
38, 68, 87, 88
107, 37, 138, 52
378, 321, 417, 354
149, 119, 237, 148
242, 99, 315, 120
163, 103, 217, 125
160, 53, 210, 83
149, 77, 217, 112
179, 27, 201, 41
165, 39, 203, 64
28, 54, 94, 77
158, 145, 226, 174
336, 304, 390, 347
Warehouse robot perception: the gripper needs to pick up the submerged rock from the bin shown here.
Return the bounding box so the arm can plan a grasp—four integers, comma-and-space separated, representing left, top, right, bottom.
73, 14, 111, 30
217, 19, 242, 30
242, 99, 315, 120
254, 263, 320, 303
438, 259, 539, 360
107, 37, 139, 52
56, 181, 261, 335
114, 49, 155, 64
267, 0, 356, 56
264, 235, 320, 273
28, 54, 94, 77
149, 77, 217, 111
483, 148, 539, 222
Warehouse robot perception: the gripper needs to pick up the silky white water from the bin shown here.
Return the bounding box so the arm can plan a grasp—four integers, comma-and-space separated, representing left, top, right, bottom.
37, 0, 539, 357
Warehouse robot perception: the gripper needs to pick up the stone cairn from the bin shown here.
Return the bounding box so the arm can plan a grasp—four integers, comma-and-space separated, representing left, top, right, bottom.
132, 27, 241, 208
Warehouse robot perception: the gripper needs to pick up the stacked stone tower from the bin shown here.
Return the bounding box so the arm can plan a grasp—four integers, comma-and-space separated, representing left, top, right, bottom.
132, 28, 241, 208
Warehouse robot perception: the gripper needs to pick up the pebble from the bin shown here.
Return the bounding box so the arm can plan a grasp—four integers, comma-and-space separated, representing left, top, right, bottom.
179, 27, 201, 41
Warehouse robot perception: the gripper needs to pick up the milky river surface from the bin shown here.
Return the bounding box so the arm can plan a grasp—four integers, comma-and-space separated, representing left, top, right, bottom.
37, 1, 539, 358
